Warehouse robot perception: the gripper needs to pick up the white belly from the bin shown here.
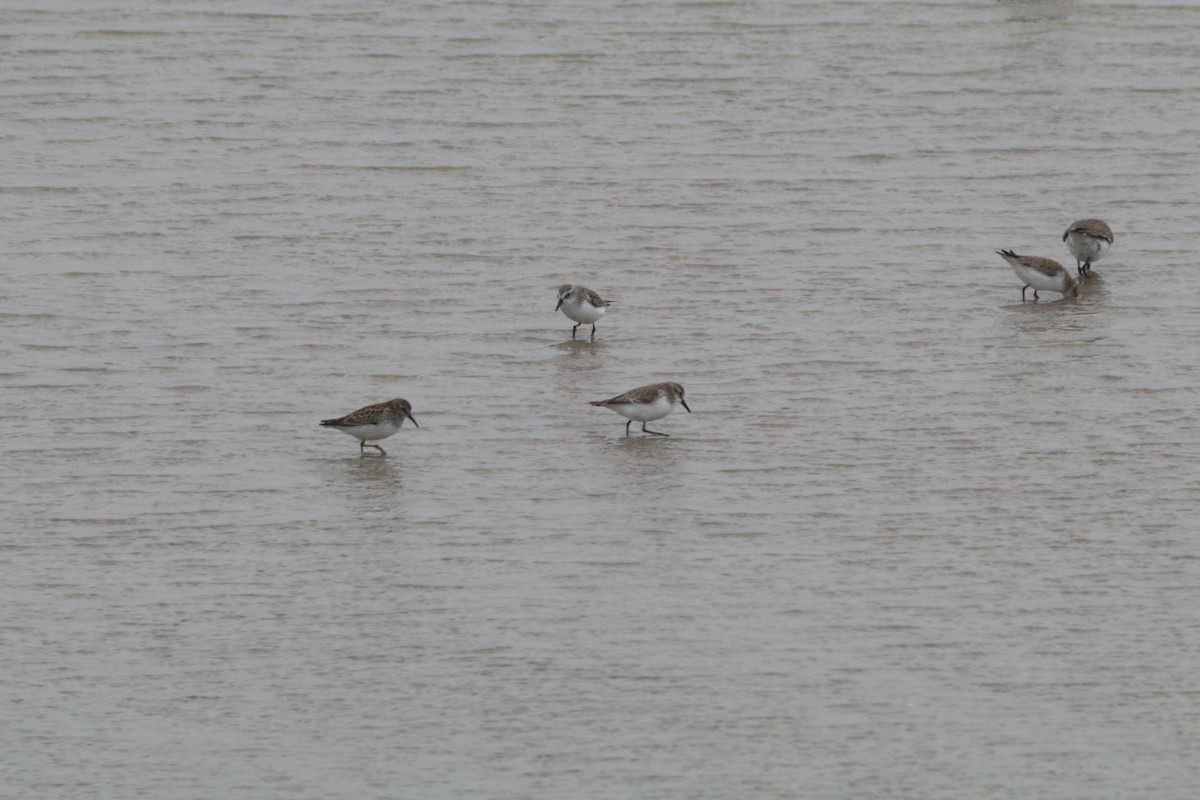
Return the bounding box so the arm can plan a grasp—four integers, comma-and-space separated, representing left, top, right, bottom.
561, 302, 605, 325
332, 422, 399, 442
1066, 231, 1110, 263
1012, 263, 1068, 293
605, 395, 673, 422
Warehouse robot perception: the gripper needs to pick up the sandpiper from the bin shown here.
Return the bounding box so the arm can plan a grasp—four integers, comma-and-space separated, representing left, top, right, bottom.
590, 381, 690, 436
556, 284, 610, 341
1063, 219, 1114, 276
320, 398, 418, 454
996, 250, 1078, 302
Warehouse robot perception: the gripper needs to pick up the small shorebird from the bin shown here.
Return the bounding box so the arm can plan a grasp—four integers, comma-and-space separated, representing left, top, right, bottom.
1063, 219, 1114, 276
556, 284, 610, 341
996, 249, 1078, 301
320, 398, 418, 454
590, 381, 690, 436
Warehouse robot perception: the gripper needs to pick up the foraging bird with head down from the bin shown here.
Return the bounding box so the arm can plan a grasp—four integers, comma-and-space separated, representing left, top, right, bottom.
1063, 218, 1114, 276
996, 249, 1078, 302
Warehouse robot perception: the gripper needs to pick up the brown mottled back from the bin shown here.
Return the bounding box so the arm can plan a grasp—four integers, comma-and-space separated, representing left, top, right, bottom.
591, 381, 684, 406
1063, 218, 1114, 243
996, 249, 1066, 277
322, 398, 416, 427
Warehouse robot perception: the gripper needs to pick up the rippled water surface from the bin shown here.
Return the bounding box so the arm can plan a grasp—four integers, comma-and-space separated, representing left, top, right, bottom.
5, 1, 1200, 797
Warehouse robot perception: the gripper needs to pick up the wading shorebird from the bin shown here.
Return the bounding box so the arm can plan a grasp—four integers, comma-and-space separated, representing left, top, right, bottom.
996, 250, 1079, 302
556, 284, 610, 341
590, 381, 690, 436
1063, 218, 1114, 276
320, 398, 418, 454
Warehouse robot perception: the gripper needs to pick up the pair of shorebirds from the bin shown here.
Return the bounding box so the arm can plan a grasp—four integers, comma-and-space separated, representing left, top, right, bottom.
319, 285, 690, 453
553, 283, 690, 435
996, 218, 1114, 301
320, 382, 691, 453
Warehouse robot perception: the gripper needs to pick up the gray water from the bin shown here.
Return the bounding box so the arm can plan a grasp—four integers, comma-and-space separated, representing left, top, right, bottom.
4, 1, 1200, 797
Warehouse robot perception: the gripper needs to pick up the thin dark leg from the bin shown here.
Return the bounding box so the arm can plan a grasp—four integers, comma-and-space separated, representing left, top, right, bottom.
369, 443, 387, 455
571, 323, 579, 340
1021, 285, 1029, 302
625, 420, 632, 436
589, 323, 596, 341
1083, 260, 1091, 275
1033, 289, 1040, 300
642, 422, 668, 437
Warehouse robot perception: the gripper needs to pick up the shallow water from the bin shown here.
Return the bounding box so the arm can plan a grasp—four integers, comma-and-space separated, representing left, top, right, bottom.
5, 1, 1200, 797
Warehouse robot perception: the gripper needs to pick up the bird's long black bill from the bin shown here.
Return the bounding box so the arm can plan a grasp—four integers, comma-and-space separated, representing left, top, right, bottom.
680, 400, 691, 413
555, 299, 563, 311
408, 414, 419, 427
